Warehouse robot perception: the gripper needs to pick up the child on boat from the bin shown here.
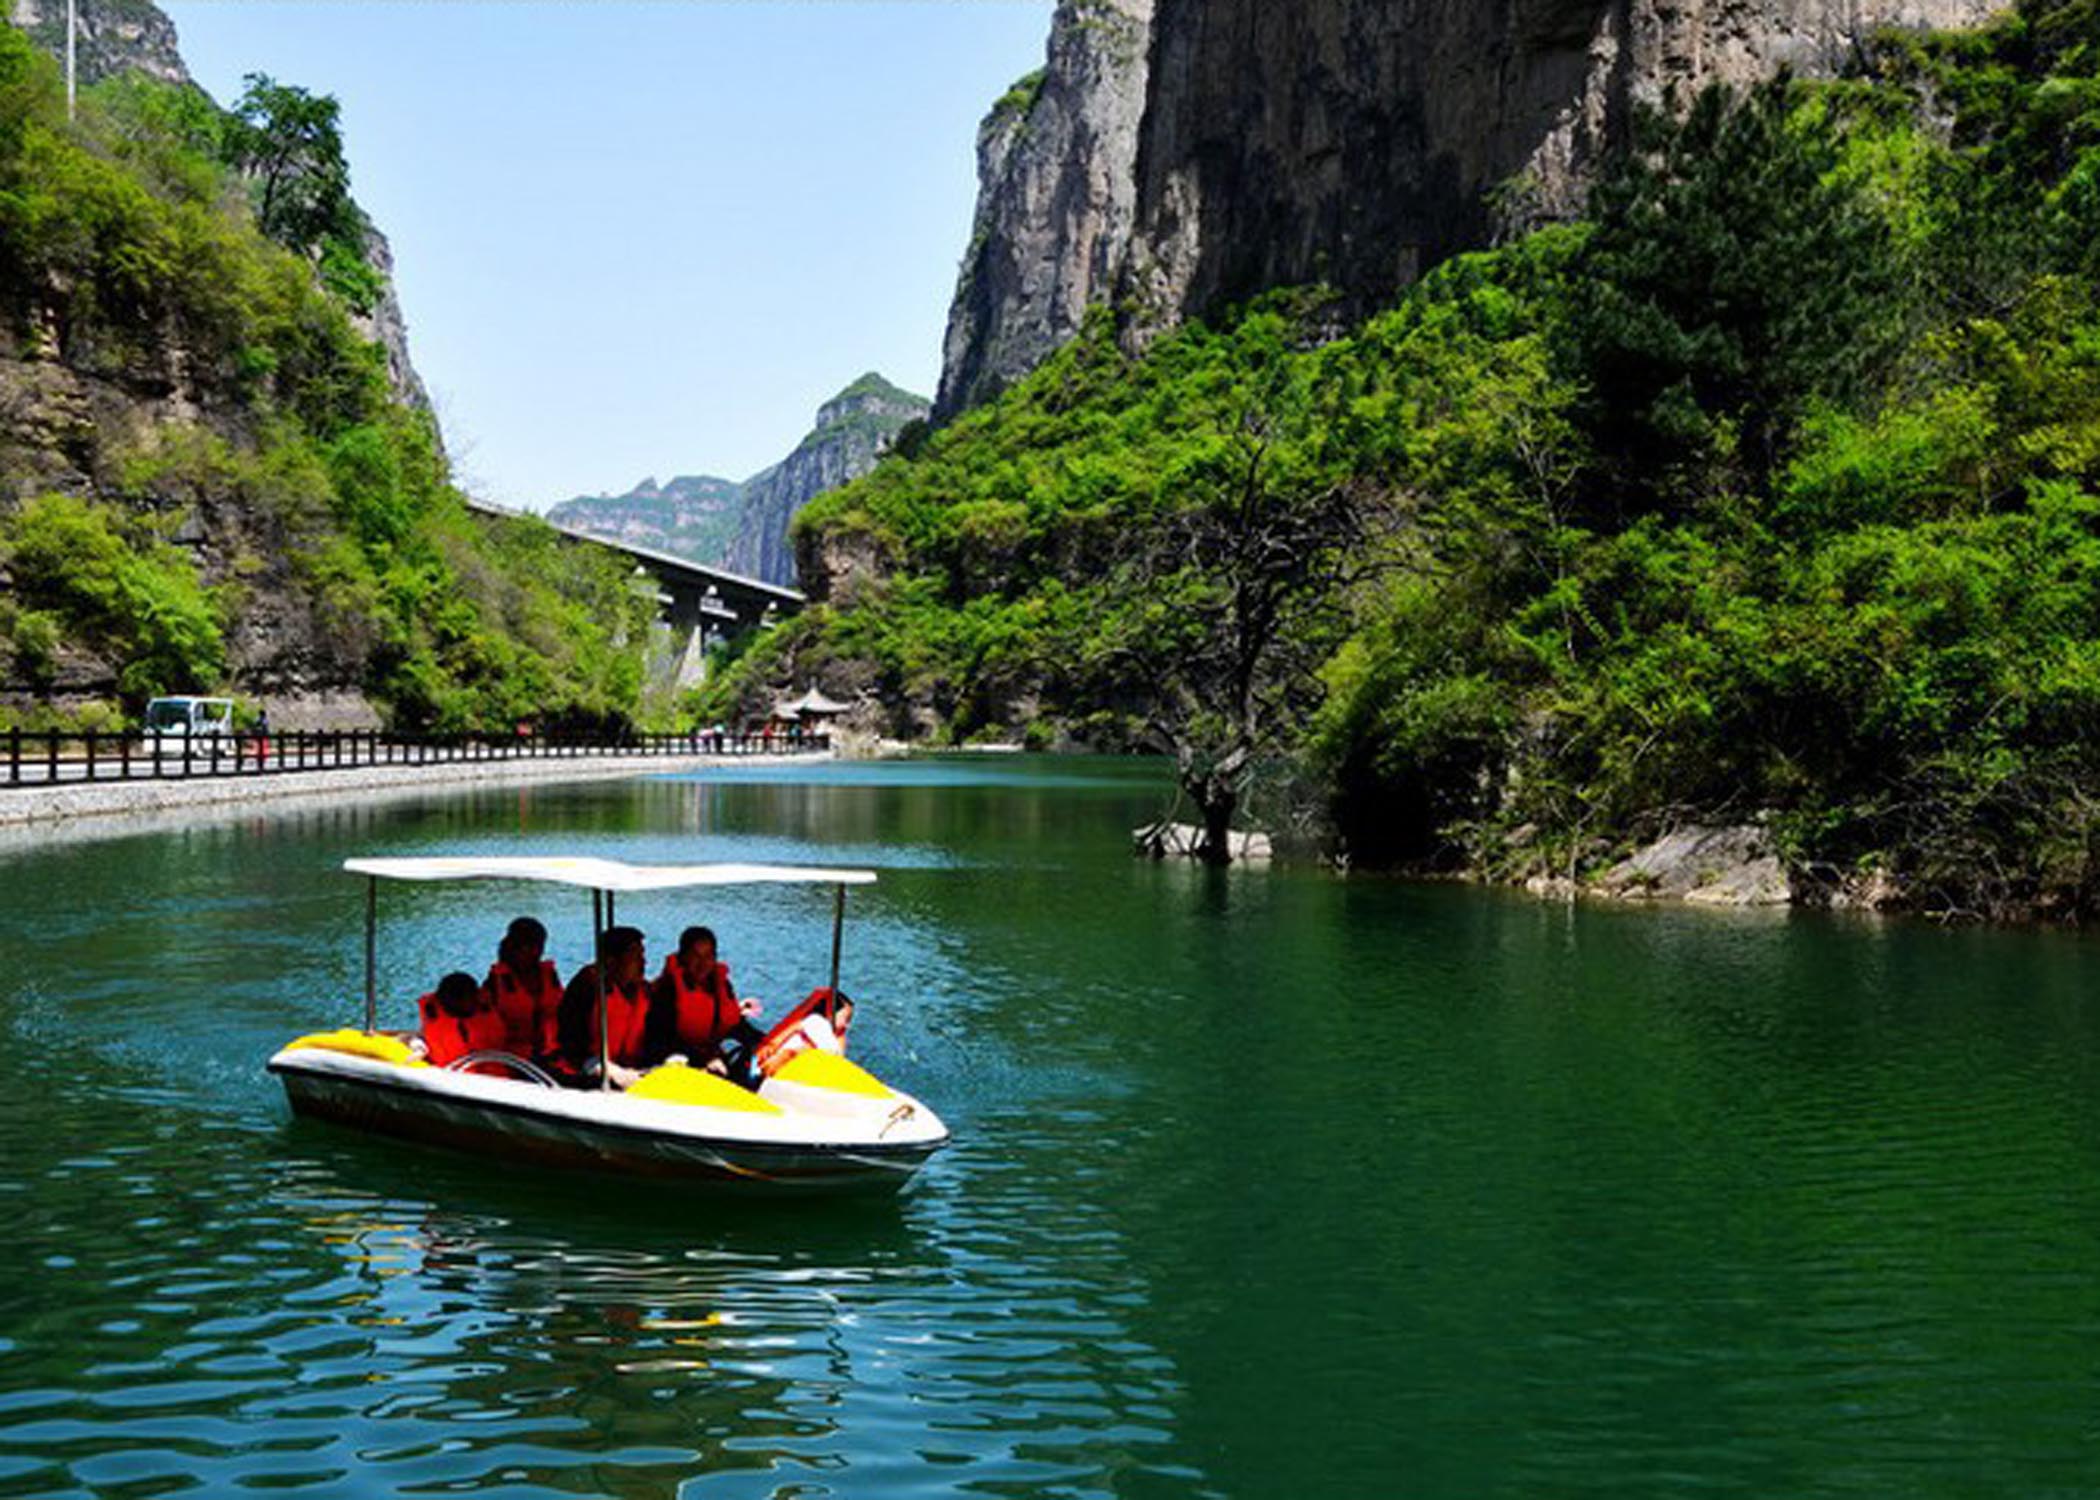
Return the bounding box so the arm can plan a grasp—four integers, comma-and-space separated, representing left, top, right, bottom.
416, 972, 508, 1071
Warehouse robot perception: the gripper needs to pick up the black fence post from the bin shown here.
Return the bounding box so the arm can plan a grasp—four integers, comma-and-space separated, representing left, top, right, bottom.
120, 734, 131, 781
7, 728, 18, 786
84, 731, 97, 783
48, 733, 59, 785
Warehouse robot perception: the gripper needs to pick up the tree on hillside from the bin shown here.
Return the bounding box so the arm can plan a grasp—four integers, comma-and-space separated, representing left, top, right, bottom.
221, 74, 357, 254
1089, 422, 1392, 864
1571, 78, 1904, 507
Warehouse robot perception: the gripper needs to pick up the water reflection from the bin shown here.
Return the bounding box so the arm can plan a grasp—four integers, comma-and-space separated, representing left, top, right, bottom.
13, 760, 2100, 1496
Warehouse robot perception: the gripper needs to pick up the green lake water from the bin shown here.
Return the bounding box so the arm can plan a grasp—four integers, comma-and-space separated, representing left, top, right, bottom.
6, 755, 2100, 1497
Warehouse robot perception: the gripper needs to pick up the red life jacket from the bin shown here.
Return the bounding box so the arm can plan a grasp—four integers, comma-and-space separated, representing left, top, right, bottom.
571, 966, 653, 1069
660, 958, 739, 1057
608, 978, 652, 1067
754, 987, 850, 1076
421, 992, 510, 1071
486, 958, 562, 1057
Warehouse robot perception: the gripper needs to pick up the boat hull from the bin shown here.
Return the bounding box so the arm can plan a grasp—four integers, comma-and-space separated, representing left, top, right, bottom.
271, 1053, 945, 1194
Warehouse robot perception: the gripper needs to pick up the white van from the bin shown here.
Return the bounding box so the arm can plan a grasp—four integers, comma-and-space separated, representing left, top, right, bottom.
143, 696, 236, 753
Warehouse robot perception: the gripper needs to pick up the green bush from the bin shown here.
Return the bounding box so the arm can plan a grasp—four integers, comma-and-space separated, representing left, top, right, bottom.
0, 493, 226, 697
0, 25, 655, 731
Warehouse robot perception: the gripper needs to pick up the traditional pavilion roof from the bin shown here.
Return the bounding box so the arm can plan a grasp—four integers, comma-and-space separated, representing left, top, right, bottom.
772, 686, 849, 720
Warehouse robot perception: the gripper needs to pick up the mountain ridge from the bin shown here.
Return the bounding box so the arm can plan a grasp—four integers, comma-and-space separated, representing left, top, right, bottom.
548, 373, 928, 588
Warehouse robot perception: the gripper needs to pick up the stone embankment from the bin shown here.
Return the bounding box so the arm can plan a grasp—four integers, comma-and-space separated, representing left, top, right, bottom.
0, 751, 822, 831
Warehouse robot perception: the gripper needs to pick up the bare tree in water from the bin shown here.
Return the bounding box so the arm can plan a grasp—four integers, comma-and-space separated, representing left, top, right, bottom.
1092, 422, 1392, 864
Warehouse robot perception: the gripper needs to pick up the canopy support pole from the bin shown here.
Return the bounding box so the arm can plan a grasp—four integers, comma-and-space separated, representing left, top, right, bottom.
363, 875, 377, 1033
826, 884, 844, 1024
593, 888, 610, 1091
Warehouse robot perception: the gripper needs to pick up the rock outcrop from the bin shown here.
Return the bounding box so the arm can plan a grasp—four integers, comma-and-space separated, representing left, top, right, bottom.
349, 221, 435, 423
8, 0, 185, 87
935, 0, 1154, 421
1591, 824, 1793, 906
554, 375, 927, 589
549, 474, 746, 561
938, 0, 2004, 417
725, 374, 928, 587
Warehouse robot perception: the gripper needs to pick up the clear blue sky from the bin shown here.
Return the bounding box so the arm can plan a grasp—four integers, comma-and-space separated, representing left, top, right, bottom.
160, 1, 1051, 510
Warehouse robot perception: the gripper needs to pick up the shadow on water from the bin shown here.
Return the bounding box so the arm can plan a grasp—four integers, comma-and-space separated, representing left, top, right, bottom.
271, 1113, 930, 1255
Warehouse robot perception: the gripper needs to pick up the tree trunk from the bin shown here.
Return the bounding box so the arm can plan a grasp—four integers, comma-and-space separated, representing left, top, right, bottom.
1192, 776, 1238, 866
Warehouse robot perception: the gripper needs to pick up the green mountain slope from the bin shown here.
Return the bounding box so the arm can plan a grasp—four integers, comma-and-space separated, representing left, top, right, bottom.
710, 0, 2100, 917
0, 24, 651, 731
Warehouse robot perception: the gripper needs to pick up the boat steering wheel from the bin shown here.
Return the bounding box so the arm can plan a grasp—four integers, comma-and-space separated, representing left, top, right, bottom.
446, 1050, 560, 1088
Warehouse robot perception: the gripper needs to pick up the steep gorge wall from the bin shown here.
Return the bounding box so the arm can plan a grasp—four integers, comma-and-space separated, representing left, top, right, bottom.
941, 0, 2005, 415
1, 0, 434, 725
726, 376, 929, 587
935, 0, 1154, 421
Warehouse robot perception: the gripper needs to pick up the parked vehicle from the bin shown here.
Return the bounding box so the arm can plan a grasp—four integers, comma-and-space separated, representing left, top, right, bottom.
142, 696, 236, 755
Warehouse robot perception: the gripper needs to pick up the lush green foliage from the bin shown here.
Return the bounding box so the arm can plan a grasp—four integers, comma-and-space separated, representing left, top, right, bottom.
738, 0, 2100, 915
0, 26, 653, 730
221, 73, 380, 311
0, 492, 224, 697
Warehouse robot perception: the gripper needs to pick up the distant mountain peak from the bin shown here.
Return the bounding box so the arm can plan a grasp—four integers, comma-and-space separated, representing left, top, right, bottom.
549, 374, 929, 587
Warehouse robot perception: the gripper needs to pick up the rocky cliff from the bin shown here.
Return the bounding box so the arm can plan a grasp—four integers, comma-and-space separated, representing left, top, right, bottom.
935, 0, 1153, 421
554, 374, 927, 589
725, 374, 928, 586
940, 0, 2004, 415
7, 0, 183, 86
549, 474, 745, 560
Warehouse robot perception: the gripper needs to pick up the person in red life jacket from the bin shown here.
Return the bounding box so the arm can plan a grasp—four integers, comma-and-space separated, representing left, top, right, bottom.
647, 925, 765, 1084
416, 972, 509, 1071
556, 925, 656, 1088
484, 916, 562, 1061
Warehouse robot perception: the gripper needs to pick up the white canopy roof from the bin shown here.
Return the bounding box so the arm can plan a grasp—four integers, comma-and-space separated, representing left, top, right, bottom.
343, 856, 877, 891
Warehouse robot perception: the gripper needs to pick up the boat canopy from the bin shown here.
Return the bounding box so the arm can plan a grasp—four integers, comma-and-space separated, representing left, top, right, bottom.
343, 856, 878, 891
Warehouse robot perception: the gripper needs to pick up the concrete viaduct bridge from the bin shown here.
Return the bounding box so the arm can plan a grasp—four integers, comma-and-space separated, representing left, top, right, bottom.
468, 500, 805, 687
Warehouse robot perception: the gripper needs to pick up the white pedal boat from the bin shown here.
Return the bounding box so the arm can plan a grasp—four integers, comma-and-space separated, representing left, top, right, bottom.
268, 855, 950, 1194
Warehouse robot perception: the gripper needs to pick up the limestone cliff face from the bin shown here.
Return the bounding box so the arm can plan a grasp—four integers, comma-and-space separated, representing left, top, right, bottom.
551, 376, 927, 590
349, 221, 435, 424
549, 475, 745, 561
1, 0, 432, 724
934, 0, 1154, 422
9, 0, 436, 421
726, 375, 929, 587
940, 0, 2004, 414
8, 0, 185, 87
0, 321, 380, 721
